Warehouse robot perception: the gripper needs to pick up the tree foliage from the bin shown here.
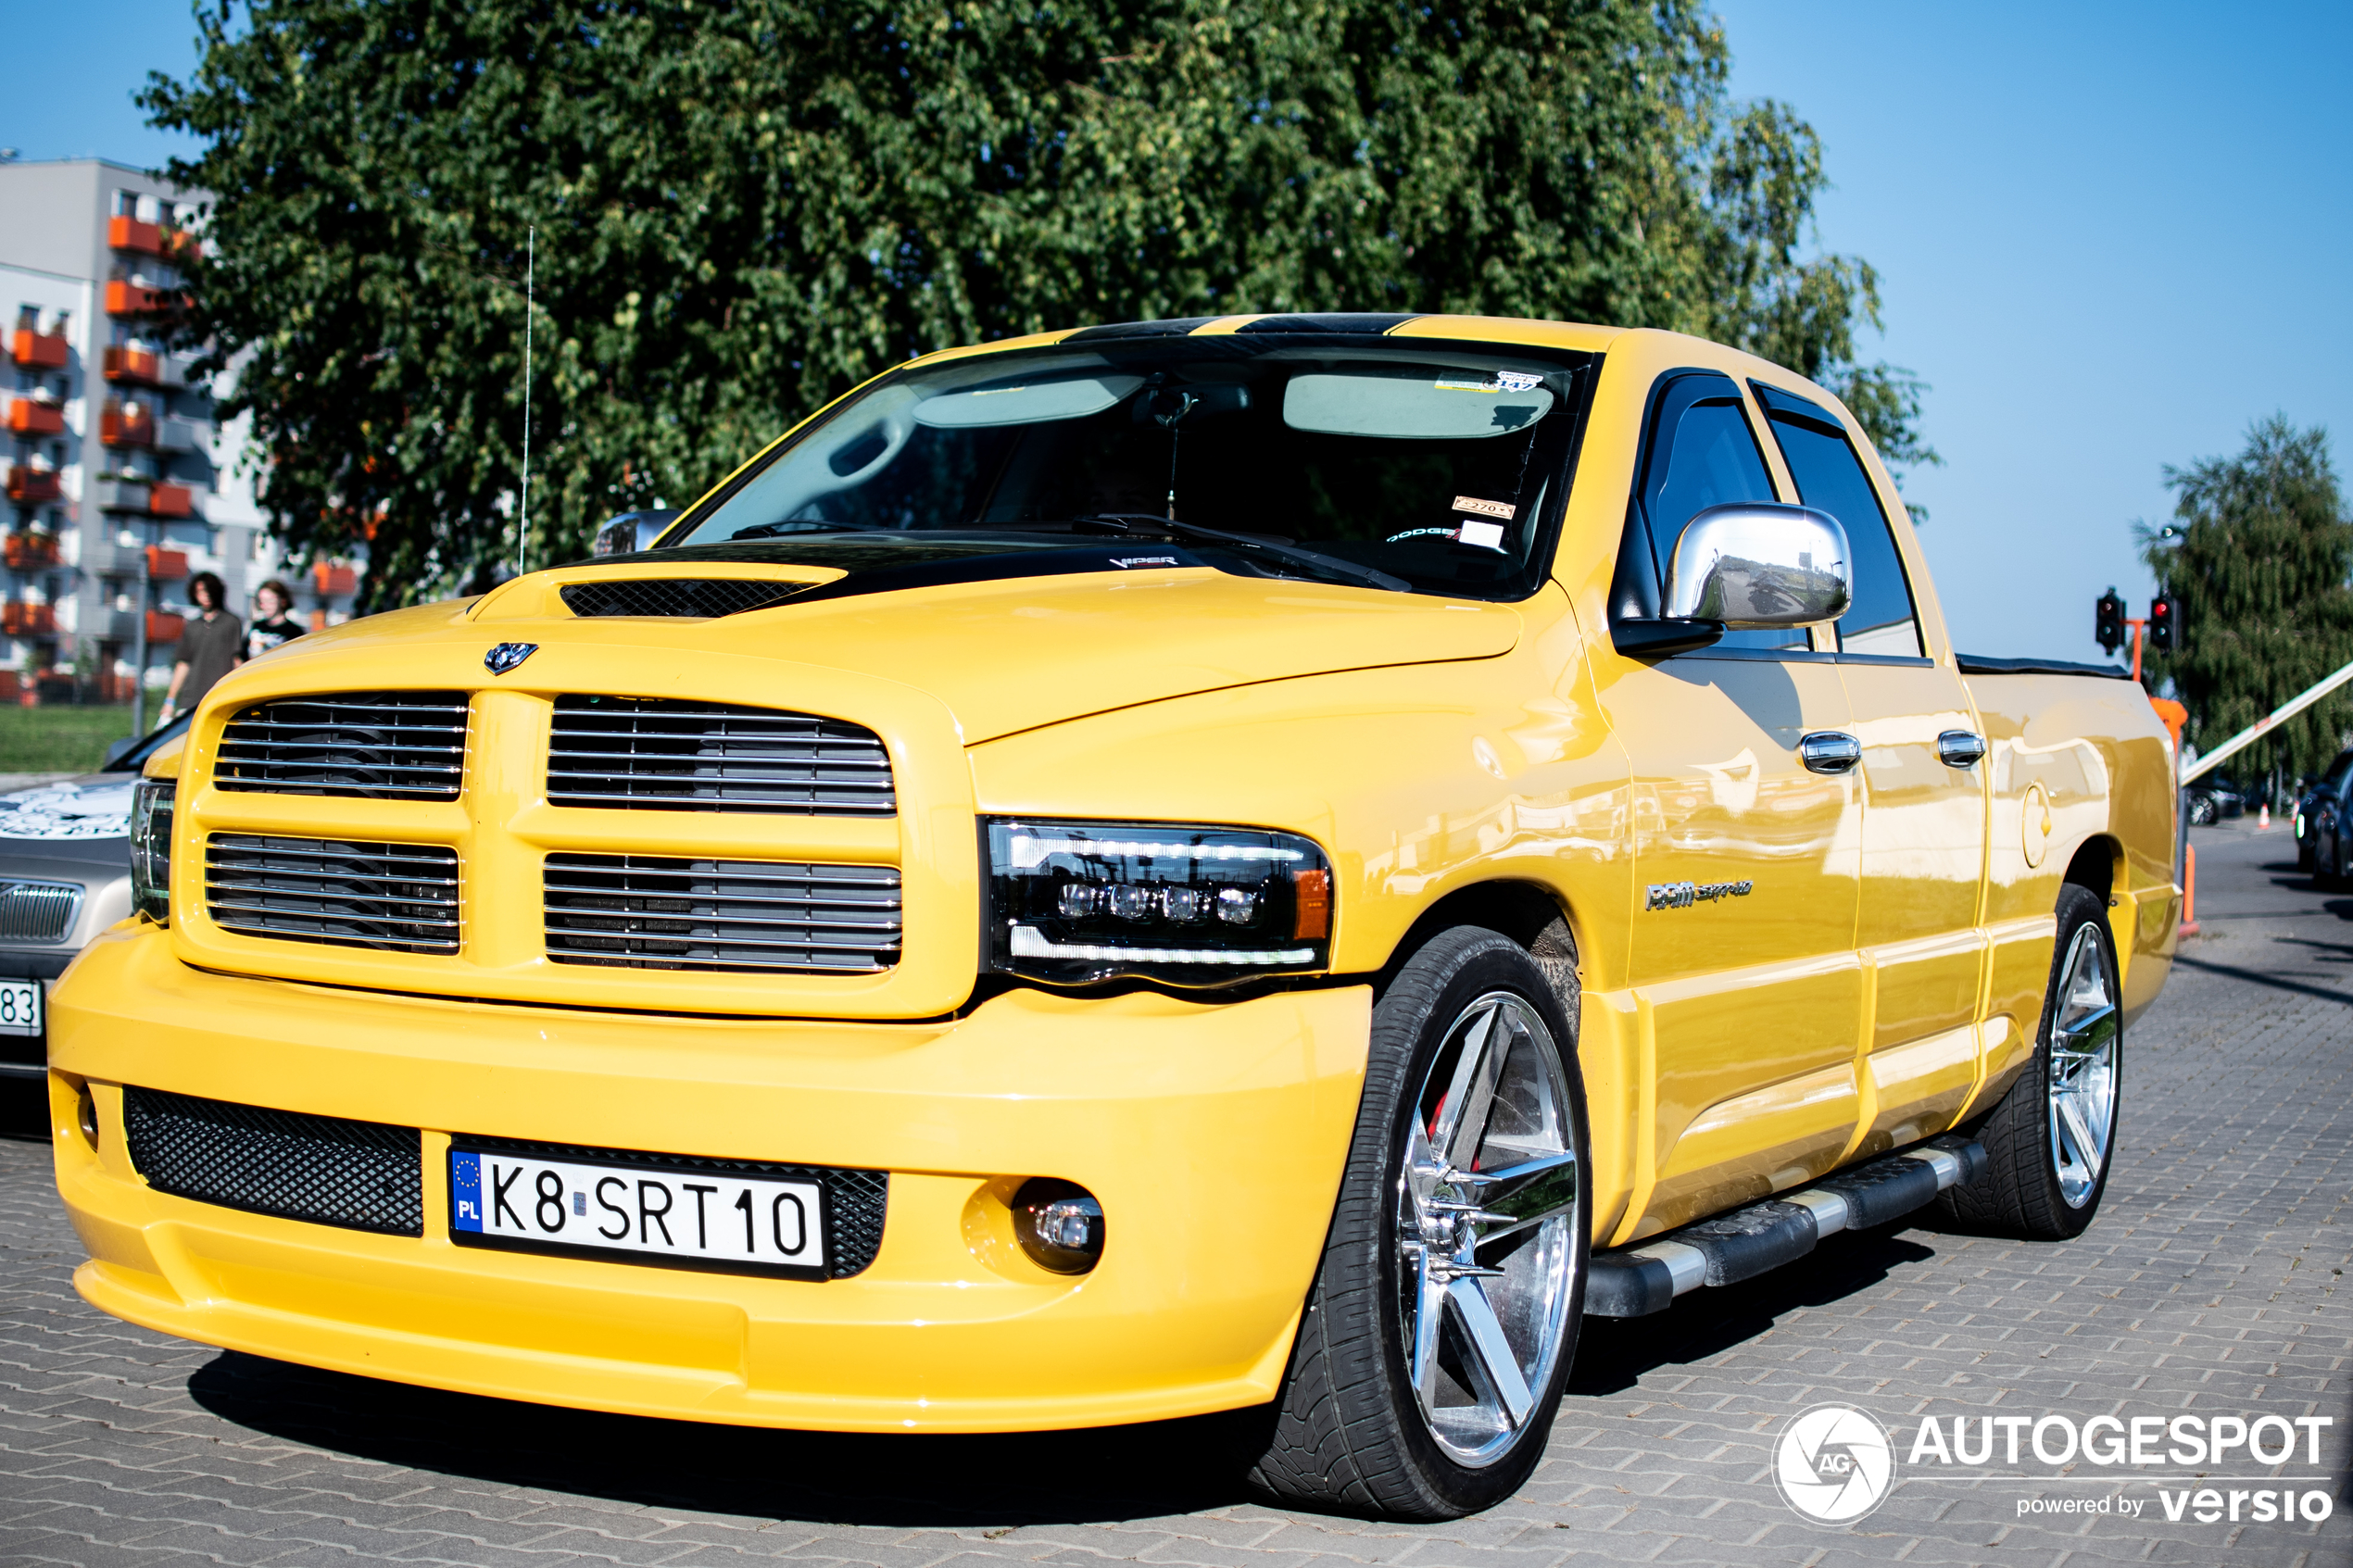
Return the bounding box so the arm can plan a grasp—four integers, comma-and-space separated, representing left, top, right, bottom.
2141, 415, 2353, 781
145, 0, 1933, 604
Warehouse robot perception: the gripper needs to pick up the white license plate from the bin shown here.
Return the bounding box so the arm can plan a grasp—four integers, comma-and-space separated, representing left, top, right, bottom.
448, 1147, 827, 1279
0, 979, 40, 1037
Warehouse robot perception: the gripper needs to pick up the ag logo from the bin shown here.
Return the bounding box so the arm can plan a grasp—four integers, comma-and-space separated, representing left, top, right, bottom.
1772, 1402, 1894, 1524
484, 642, 538, 675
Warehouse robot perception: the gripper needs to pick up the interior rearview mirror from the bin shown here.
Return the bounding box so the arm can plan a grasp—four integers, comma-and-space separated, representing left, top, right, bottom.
1664, 503, 1851, 628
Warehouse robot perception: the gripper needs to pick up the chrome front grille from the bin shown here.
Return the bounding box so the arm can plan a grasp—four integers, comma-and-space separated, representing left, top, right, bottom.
547, 696, 895, 815
215, 691, 468, 800
206, 834, 461, 955
0, 881, 80, 943
545, 853, 901, 973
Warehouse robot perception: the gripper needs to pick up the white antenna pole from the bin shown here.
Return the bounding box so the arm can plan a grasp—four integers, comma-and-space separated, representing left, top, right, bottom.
519, 224, 534, 577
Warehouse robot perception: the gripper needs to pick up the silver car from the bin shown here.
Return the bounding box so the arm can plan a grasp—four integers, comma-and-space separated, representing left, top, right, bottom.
0, 714, 190, 1082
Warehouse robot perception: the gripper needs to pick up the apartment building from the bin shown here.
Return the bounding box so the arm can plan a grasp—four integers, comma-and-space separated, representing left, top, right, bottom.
0, 157, 364, 703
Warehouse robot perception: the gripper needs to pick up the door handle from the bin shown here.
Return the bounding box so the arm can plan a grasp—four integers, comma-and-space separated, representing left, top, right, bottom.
1798, 731, 1862, 774
1937, 730, 1988, 768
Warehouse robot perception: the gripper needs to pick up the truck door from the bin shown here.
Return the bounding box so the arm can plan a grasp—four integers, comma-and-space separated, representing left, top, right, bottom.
1592, 370, 1864, 1237
1754, 383, 1989, 1157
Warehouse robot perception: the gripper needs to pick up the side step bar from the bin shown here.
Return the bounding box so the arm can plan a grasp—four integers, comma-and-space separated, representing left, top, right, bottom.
1585, 1135, 1988, 1318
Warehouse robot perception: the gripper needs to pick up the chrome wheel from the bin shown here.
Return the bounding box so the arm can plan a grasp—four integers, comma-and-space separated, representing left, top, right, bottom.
2046, 922, 2119, 1208
1395, 990, 1580, 1466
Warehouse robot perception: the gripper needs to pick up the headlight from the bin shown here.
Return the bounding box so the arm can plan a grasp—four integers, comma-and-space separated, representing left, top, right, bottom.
983, 819, 1332, 986
131, 779, 175, 922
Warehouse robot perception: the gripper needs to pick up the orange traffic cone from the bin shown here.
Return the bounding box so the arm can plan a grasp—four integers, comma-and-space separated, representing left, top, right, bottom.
2259, 803, 2271, 830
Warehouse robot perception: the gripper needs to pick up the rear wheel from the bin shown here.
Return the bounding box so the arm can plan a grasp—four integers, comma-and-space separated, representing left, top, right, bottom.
1939, 884, 2120, 1238
1246, 925, 1589, 1519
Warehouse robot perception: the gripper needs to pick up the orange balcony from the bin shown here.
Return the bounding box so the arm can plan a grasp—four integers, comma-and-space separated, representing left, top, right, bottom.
106, 280, 180, 316
145, 610, 184, 644
103, 345, 162, 384
148, 483, 195, 519
2, 603, 57, 636
109, 215, 165, 256
146, 546, 189, 579
3, 534, 60, 571
99, 404, 155, 447
4, 470, 61, 505
6, 400, 63, 436
312, 561, 359, 596
10, 330, 68, 370
170, 232, 203, 263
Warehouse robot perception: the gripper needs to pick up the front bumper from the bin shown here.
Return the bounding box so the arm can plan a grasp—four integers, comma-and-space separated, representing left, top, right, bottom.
48, 925, 1370, 1432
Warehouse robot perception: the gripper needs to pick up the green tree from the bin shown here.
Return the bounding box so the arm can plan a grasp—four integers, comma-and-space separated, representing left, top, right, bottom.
144, 0, 1933, 604
2141, 415, 2353, 790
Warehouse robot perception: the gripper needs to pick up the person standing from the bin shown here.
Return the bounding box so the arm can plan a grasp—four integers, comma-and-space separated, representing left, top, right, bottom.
158, 571, 242, 724
244, 579, 305, 660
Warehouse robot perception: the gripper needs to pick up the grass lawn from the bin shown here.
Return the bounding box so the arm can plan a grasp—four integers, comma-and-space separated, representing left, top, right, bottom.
0, 705, 144, 774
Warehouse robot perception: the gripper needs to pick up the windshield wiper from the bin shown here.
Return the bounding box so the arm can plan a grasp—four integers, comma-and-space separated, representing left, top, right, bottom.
728, 520, 890, 539
1070, 513, 1414, 594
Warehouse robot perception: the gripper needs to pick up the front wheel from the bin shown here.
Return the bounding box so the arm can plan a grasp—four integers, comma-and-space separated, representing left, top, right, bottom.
1939, 884, 2120, 1238
1246, 925, 1590, 1520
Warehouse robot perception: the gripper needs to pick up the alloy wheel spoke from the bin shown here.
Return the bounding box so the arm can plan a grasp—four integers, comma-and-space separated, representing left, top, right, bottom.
2057, 1002, 2118, 1060
2056, 1094, 2105, 1176
1447, 1277, 1534, 1427
1430, 1004, 1505, 1173
1409, 1248, 1447, 1403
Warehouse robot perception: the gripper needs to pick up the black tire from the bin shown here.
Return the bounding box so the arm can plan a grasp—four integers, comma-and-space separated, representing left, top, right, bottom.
1939, 884, 2120, 1239
1245, 924, 1590, 1520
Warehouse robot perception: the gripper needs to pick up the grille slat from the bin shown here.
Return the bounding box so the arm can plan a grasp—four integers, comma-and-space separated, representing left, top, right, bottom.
216, 692, 468, 800
547, 695, 894, 815
0, 881, 81, 943
123, 1085, 422, 1236
207, 834, 462, 954
545, 853, 901, 973
560, 578, 809, 619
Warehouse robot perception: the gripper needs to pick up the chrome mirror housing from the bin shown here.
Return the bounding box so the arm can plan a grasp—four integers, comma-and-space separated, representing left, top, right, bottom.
1663, 503, 1851, 628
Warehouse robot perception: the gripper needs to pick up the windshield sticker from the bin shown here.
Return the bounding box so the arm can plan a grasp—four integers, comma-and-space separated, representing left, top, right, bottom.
1453, 496, 1516, 520
1456, 521, 1507, 551
1386, 527, 1459, 544
1110, 556, 1181, 569
1433, 371, 1545, 395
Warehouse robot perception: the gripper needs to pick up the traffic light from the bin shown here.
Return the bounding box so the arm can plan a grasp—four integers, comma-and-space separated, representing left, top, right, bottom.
2095, 588, 2125, 654
2149, 589, 2180, 652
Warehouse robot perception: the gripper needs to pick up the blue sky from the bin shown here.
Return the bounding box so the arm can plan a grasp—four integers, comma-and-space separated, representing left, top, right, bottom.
1716, 1, 2353, 660
10, 4, 2350, 662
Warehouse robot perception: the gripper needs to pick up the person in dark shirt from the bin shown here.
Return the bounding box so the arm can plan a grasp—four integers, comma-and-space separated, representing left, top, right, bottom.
159, 571, 241, 723
244, 579, 305, 660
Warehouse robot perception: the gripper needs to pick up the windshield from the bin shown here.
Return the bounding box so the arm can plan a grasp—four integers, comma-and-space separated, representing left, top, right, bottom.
669, 336, 1592, 599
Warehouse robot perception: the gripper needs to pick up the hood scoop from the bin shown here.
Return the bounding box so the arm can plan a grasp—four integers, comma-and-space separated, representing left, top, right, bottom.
560, 578, 812, 619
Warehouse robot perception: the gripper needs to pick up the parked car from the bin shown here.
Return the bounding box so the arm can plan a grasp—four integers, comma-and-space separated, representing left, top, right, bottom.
50, 316, 2178, 1521
2189, 776, 2248, 826
2297, 751, 2353, 876
0, 713, 190, 1081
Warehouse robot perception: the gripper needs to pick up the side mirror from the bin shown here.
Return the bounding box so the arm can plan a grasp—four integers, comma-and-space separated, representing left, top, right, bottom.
594, 509, 683, 557
1664, 503, 1851, 627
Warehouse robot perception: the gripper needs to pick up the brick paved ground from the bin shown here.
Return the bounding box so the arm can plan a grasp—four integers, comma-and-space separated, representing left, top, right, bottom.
2, 822, 2347, 1566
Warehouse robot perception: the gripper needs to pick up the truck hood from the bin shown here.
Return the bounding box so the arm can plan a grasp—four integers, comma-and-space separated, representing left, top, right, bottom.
288, 559, 1523, 744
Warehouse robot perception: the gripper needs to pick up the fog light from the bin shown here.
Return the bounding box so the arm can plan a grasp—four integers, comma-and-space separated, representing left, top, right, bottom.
1012, 1178, 1104, 1274
76, 1085, 99, 1148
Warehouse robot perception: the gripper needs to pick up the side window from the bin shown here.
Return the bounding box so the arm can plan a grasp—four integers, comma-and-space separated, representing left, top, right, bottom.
1753, 383, 1921, 658
1618, 371, 1798, 650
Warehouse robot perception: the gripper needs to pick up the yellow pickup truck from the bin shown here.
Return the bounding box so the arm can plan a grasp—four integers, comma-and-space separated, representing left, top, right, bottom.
47, 313, 2175, 1521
